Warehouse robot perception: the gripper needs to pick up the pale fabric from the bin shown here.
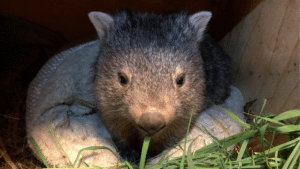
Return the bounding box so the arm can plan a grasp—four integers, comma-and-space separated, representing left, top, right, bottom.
26, 40, 245, 167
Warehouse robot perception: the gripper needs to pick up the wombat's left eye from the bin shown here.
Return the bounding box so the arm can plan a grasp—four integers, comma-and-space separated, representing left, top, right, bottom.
176, 74, 185, 87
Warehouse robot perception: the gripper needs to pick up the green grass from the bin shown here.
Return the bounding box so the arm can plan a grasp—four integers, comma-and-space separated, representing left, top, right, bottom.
30, 99, 300, 169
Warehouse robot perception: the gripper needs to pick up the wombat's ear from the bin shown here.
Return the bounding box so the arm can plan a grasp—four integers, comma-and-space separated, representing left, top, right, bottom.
189, 11, 212, 41
88, 12, 114, 40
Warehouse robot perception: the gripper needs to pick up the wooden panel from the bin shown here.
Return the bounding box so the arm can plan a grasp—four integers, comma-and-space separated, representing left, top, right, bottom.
220, 0, 299, 115
265, 40, 299, 114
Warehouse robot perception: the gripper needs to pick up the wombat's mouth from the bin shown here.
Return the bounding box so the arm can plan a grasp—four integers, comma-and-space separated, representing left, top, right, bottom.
137, 124, 166, 136
136, 112, 167, 136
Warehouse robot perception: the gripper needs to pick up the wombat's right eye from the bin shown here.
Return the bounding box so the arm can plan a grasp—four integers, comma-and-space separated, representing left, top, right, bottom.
118, 72, 129, 86
176, 74, 185, 87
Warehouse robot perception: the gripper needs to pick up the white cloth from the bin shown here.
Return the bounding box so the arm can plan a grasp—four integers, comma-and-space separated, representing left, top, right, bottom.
26, 40, 245, 167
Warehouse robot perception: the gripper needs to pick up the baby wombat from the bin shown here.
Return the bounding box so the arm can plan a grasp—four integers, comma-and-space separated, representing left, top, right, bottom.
89, 10, 232, 161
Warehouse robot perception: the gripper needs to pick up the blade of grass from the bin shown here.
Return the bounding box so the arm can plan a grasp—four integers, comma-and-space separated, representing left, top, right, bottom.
197, 124, 220, 147
77, 98, 96, 109
272, 109, 300, 121
243, 137, 300, 161
139, 136, 151, 169
290, 146, 300, 169
244, 112, 286, 126
125, 161, 134, 169
251, 150, 255, 166
282, 140, 300, 169
195, 130, 257, 154
275, 151, 278, 169
180, 111, 194, 169
237, 139, 249, 161
295, 117, 300, 125
48, 123, 73, 167
187, 138, 197, 168
267, 124, 300, 133
72, 146, 120, 167
84, 161, 89, 167
218, 154, 225, 169
217, 106, 251, 130
155, 137, 198, 165
259, 124, 269, 167
228, 159, 232, 169
28, 137, 50, 168
259, 98, 267, 115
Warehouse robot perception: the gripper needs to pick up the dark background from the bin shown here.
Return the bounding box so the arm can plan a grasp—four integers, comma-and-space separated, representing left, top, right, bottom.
0, 0, 262, 43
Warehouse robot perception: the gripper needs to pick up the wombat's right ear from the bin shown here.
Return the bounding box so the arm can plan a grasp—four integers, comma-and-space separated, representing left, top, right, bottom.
88, 12, 114, 40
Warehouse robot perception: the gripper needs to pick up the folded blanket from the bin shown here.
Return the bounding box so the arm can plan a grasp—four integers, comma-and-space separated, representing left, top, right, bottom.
26, 40, 245, 168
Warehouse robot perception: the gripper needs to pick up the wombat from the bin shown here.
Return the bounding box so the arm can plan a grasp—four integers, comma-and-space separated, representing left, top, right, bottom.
89, 10, 232, 162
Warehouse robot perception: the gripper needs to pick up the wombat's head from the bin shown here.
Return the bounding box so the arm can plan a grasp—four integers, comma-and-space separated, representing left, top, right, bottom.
89, 10, 212, 156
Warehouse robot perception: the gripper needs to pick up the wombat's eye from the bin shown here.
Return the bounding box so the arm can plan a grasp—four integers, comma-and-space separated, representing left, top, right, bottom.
176, 74, 185, 87
118, 72, 129, 86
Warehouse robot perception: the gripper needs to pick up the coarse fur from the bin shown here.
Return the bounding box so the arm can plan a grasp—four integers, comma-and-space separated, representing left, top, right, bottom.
91, 10, 232, 162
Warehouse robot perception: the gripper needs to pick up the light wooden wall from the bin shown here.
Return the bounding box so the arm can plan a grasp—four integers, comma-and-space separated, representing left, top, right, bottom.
219, 0, 299, 115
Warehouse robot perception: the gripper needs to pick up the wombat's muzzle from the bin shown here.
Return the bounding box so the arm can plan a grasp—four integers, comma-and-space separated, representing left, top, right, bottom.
138, 112, 166, 135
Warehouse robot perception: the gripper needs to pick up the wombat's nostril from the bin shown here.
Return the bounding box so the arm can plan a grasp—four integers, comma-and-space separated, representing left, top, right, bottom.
138, 112, 166, 135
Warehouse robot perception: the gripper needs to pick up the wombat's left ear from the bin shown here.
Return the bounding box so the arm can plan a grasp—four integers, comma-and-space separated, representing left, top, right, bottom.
88, 12, 114, 40
189, 11, 212, 41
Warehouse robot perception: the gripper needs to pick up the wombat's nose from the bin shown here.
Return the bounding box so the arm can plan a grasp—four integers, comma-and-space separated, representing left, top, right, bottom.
138, 112, 166, 135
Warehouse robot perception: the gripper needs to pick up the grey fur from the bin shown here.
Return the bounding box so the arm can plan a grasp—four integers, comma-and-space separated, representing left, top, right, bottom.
90, 10, 232, 161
